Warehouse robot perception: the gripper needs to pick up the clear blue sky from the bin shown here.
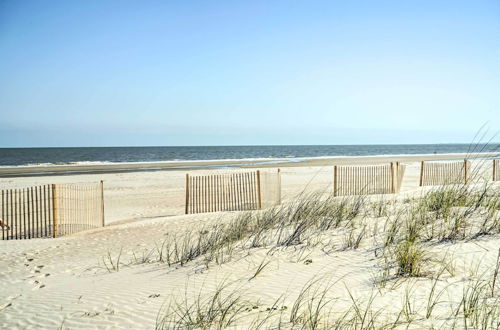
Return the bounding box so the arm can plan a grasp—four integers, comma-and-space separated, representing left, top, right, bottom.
1, 0, 499, 147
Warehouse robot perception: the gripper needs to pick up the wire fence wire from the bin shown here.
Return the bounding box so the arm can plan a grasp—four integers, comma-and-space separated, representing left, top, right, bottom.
333, 162, 405, 196
260, 169, 282, 209
419, 160, 470, 186
0, 182, 104, 240
185, 169, 281, 214
54, 182, 104, 237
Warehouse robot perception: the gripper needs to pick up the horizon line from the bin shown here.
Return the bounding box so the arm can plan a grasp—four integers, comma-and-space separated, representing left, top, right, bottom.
1, 142, 500, 149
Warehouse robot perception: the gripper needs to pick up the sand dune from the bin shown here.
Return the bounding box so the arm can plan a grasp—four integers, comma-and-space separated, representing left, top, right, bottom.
1, 156, 498, 328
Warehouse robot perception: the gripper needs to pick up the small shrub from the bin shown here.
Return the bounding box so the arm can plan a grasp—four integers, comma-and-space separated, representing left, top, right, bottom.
395, 241, 428, 277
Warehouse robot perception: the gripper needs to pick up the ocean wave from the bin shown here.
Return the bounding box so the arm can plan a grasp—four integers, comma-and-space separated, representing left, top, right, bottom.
0, 161, 114, 168
0, 151, 497, 169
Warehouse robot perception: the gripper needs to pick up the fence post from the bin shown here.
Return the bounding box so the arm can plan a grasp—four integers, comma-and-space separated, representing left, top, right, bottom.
1, 190, 4, 240
51, 184, 58, 238
494, 159, 497, 181
419, 161, 424, 187
396, 162, 403, 193
463, 159, 466, 184
256, 170, 262, 209
333, 166, 338, 197
395, 162, 400, 193
100, 180, 105, 227
277, 169, 282, 205
185, 174, 190, 214
390, 162, 396, 193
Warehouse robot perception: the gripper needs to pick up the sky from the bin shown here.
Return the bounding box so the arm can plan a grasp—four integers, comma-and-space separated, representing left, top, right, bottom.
1, 0, 499, 147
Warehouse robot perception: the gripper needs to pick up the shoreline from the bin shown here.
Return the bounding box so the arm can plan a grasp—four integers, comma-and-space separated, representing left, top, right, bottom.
0, 152, 498, 178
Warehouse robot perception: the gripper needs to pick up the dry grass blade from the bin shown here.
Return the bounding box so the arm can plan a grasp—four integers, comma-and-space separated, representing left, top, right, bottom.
248, 258, 271, 281
156, 280, 249, 330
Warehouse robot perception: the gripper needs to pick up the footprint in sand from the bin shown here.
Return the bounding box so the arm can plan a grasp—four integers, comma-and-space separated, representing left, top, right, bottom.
0, 302, 12, 311
0, 295, 21, 311
32, 283, 45, 291
29, 279, 46, 290
29, 265, 45, 275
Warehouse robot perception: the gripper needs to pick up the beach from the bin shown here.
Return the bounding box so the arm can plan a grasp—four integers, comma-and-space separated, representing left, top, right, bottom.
3, 0, 500, 327
0, 153, 496, 224
0, 153, 499, 328
1, 152, 498, 177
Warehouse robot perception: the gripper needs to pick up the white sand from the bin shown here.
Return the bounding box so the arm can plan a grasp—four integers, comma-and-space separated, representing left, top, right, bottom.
0, 157, 498, 329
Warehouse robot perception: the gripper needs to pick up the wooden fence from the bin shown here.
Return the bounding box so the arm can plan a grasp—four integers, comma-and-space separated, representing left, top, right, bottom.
419, 160, 470, 186
333, 162, 406, 196
493, 159, 500, 181
0, 182, 105, 240
185, 169, 281, 214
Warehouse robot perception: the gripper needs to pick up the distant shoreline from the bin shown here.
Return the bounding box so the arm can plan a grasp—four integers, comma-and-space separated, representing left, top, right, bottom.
0, 152, 498, 178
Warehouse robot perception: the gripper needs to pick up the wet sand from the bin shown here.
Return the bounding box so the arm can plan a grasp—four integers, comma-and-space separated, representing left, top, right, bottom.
1, 152, 497, 177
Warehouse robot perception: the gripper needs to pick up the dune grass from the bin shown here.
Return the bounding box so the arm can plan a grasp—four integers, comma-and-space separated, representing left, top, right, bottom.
97, 183, 499, 284
150, 180, 499, 328
154, 266, 500, 329
155, 280, 250, 330
88, 161, 500, 328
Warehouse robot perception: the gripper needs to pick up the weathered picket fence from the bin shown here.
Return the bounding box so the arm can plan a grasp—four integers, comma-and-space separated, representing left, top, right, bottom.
0, 182, 105, 240
419, 160, 470, 186
333, 162, 406, 196
185, 169, 281, 214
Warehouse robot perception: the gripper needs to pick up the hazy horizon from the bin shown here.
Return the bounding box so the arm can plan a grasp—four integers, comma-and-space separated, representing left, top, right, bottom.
1, 143, 498, 168
1, 142, 500, 149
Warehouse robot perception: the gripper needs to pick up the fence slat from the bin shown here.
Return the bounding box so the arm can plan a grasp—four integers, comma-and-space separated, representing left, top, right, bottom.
213, 175, 218, 212
207, 176, 212, 213
196, 176, 201, 213
246, 172, 253, 209
248, 172, 254, 209
245, 173, 251, 210
197, 176, 201, 213
192, 177, 199, 213
28, 188, 33, 239
9, 190, 13, 240
35, 186, 40, 238
192, 176, 196, 214
191, 177, 198, 213
184, 174, 189, 214
45, 185, 49, 238
16, 189, 20, 239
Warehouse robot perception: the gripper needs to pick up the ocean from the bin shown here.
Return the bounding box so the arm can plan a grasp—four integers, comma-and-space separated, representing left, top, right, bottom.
0, 144, 498, 167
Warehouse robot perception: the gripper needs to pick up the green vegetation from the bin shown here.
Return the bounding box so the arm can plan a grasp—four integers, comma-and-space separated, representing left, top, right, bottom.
97, 175, 500, 328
